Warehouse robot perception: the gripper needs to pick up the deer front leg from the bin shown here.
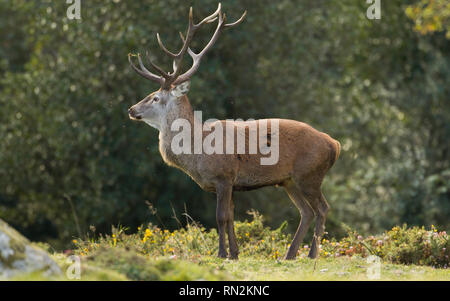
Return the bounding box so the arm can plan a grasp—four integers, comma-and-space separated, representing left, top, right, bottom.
216, 183, 232, 258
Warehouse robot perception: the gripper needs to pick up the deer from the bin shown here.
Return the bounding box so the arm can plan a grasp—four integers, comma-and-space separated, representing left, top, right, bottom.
127, 3, 340, 260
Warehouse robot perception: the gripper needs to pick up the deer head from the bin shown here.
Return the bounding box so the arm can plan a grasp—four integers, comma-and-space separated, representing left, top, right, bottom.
127, 3, 246, 130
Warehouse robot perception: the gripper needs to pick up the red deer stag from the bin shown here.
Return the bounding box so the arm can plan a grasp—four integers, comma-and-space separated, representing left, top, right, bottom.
128, 4, 340, 260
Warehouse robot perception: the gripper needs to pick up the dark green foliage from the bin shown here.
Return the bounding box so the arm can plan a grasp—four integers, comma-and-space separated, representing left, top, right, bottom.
0, 0, 448, 248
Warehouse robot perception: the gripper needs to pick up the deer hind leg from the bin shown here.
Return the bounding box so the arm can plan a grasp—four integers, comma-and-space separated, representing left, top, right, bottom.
283, 181, 315, 260
304, 190, 329, 259
227, 195, 239, 259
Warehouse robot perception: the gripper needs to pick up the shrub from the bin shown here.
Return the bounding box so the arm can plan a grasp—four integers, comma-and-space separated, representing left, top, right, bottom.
72, 212, 449, 268
327, 224, 449, 268
382, 225, 449, 267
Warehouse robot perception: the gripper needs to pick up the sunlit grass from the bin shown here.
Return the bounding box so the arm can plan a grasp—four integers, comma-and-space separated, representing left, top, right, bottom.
198, 256, 449, 281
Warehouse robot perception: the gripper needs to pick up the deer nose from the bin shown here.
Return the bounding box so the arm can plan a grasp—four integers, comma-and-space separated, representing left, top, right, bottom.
128, 107, 142, 120
129, 107, 139, 116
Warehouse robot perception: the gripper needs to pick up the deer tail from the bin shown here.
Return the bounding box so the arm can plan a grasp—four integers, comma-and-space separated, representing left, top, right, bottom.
328, 139, 341, 169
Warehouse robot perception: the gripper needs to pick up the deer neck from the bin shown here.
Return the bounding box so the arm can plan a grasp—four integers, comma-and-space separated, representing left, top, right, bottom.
158, 95, 197, 168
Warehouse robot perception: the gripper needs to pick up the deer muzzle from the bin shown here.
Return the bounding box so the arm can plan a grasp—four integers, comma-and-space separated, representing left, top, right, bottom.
128, 107, 142, 120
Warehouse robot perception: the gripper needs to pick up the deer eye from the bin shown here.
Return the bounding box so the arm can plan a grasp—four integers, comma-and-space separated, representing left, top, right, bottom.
153, 96, 159, 102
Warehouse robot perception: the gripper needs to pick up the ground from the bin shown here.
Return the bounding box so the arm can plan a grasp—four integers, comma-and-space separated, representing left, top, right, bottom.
12, 254, 450, 281
8, 211, 450, 281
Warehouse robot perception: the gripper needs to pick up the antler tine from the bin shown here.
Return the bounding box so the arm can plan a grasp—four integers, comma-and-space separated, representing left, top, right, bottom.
224, 10, 247, 28
156, 33, 178, 58
145, 51, 171, 79
173, 59, 178, 74
128, 53, 164, 85
193, 3, 222, 28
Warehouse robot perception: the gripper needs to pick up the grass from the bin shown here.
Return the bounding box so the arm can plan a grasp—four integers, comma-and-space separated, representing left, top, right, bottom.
198, 256, 449, 281
11, 254, 450, 281
9, 210, 450, 281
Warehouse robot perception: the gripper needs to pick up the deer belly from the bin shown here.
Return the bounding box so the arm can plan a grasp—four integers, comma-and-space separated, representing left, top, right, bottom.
233, 165, 290, 191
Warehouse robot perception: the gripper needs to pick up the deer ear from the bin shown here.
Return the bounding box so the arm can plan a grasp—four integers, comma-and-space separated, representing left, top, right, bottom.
170, 81, 190, 98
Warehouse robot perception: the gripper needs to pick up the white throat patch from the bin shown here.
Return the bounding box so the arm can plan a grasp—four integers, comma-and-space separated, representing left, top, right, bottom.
143, 118, 161, 130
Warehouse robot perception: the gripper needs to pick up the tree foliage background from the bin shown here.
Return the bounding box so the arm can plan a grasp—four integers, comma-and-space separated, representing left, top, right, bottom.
0, 0, 449, 248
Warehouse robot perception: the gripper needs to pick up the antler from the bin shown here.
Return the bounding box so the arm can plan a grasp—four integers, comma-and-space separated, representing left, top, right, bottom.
173, 8, 247, 86
129, 3, 246, 89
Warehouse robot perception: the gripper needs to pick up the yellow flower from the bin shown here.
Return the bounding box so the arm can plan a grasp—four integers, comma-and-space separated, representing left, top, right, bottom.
72, 239, 78, 244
